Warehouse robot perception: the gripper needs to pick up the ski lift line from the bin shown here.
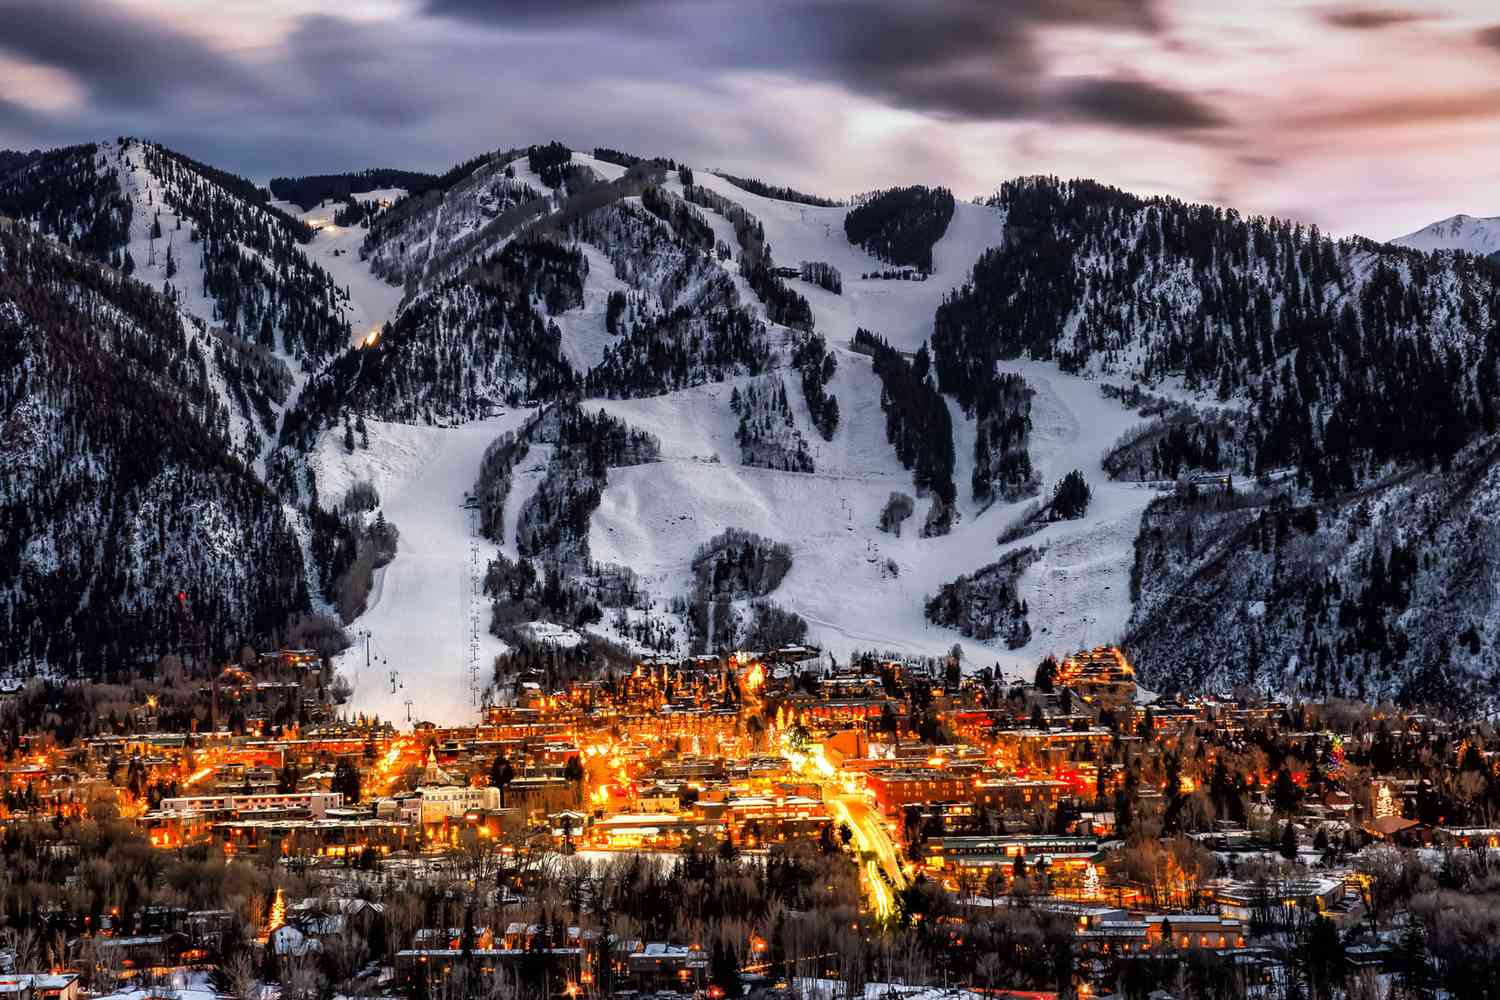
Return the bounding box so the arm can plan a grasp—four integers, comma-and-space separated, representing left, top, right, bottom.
1138, 586, 1221, 608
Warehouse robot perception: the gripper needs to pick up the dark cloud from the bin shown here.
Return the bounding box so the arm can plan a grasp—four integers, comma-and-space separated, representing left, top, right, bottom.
0, 0, 266, 109
425, 0, 660, 20
420, 0, 1206, 132
278, 16, 454, 127
1321, 7, 1434, 30
1058, 77, 1226, 132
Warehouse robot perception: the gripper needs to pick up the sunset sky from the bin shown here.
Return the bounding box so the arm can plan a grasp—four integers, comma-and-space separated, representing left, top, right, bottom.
1, 0, 1496, 239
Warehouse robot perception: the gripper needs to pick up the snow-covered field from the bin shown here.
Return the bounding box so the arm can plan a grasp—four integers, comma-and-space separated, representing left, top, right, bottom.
327, 149, 1151, 722
319, 414, 528, 726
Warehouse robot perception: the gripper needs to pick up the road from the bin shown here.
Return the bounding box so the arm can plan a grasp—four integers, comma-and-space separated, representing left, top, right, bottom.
826, 791, 907, 920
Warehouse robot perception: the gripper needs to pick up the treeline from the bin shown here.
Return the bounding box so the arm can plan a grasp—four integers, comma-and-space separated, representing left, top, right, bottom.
641, 185, 715, 249
0, 144, 133, 263
358, 149, 538, 287
267, 168, 438, 211
732, 376, 815, 473
0, 149, 38, 175
1103, 403, 1244, 482
136, 140, 353, 359
746, 261, 815, 330
279, 263, 579, 441
854, 329, 957, 508
844, 185, 956, 273
528, 140, 573, 188
145, 141, 314, 242
690, 529, 793, 599
474, 408, 654, 638
791, 334, 839, 440
584, 304, 771, 398
473, 412, 546, 543
474, 234, 589, 314
592, 146, 680, 170
564, 194, 771, 399
678, 529, 800, 653
800, 260, 843, 294
514, 405, 660, 569
682, 182, 814, 330
970, 371, 1036, 502
716, 172, 843, 207
878, 492, 916, 536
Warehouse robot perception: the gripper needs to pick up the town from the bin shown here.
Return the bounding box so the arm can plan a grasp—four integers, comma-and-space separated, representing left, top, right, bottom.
3, 642, 1497, 1000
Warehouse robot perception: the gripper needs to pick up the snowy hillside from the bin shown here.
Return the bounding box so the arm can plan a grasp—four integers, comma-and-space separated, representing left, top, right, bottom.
0, 225, 309, 677
313, 414, 528, 724
591, 359, 1150, 679
683, 170, 1005, 355
304, 149, 1196, 724
11, 134, 1499, 719
269, 192, 408, 347
1393, 213, 1500, 258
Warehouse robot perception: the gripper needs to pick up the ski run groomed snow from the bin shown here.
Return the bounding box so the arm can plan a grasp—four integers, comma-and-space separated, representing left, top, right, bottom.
318, 414, 531, 726
322, 153, 1153, 726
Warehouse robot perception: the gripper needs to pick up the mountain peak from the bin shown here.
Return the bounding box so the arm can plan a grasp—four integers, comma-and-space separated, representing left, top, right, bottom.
1393, 211, 1500, 256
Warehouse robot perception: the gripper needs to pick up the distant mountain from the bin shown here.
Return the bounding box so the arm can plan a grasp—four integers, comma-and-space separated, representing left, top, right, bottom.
1393, 212, 1500, 258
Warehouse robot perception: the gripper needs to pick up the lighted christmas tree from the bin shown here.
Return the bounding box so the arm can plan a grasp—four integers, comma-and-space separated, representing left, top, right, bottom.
1083, 862, 1101, 898
267, 887, 286, 933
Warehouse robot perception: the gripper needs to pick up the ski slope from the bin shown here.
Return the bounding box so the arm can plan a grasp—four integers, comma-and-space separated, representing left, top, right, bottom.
271, 195, 408, 347
324, 149, 1150, 720
592, 359, 1151, 681
317, 414, 528, 726
588, 165, 1148, 679
683, 171, 1005, 354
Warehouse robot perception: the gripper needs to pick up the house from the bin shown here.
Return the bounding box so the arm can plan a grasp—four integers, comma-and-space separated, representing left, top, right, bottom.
89, 933, 190, 971
270, 925, 320, 959
626, 943, 706, 991
415, 927, 495, 950
0, 976, 79, 1000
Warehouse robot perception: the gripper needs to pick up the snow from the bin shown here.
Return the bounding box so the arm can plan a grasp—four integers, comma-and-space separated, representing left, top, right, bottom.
507, 149, 631, 187
271, 195, 407, 347
325, 161, 1150, 716
552, 242, 631, 372
591, 357, 1150, 680
579, 175, 1146, 678
516, 621, 584, 648
1392, 213, 1500, 257
323, 414, 530, 727
687, 171, 1006, 354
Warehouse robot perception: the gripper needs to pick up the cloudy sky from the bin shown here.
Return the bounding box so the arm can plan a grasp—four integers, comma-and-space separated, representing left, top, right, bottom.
1, 0, 1497, 239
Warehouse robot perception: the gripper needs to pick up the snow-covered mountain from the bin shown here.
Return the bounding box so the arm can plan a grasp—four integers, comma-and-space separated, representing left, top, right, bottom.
1393, 212, 1500, 259
0, 224, 309, 677
7, 137, 1500, 721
